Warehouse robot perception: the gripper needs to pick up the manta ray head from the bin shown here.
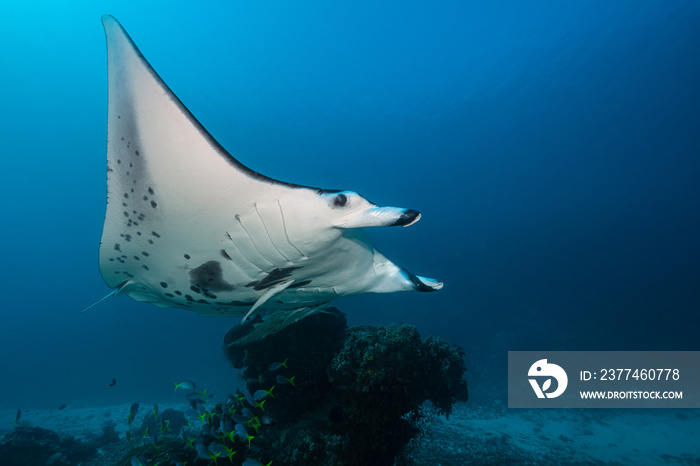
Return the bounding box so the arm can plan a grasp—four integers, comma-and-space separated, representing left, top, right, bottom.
318, 190, 422, 229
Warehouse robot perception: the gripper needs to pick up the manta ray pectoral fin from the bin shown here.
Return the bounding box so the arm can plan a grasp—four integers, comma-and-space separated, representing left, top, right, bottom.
241, 279, 295, 323
335, 207, 421, 228
81, 281, 135, 313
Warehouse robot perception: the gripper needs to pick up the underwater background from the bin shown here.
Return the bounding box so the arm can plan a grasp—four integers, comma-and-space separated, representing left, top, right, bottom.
1, 0, 699, 462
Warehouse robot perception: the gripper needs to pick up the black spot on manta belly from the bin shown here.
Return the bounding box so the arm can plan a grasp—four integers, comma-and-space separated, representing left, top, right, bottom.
189, 261, 234, 292
246, 266, 301, 291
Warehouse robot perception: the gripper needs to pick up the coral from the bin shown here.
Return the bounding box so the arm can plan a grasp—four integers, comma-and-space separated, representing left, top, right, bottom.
114, 438, 197, 466
222, 307, 468, 465
99, 420, 120, 444
326, 324, 468, 464
224, 306, 347, 424
422, 336, 470, 416
0, 425, 96, 466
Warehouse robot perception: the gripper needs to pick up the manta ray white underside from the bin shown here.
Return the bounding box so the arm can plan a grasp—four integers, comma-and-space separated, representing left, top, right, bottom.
95, 15, 442, 319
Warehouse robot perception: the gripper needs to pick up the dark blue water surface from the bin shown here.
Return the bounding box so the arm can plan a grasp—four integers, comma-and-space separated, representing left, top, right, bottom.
1, 0, 698, 416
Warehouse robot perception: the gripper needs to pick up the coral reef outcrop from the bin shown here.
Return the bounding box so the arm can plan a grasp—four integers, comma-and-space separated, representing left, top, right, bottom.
222, 306, 468, 465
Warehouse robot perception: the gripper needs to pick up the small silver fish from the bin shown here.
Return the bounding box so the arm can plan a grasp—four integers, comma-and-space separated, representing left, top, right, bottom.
243, 459, 273, 466
186, 393, 207, 406
232, 413, 248, 424
219, 418, 233, 436
209, 443, 228, 456
184, 408, 199, 421
195, 443, 210, 460
275, 375, 296, 386
234, 423, 249, 439
267, 359, 288, 371
127, 403, 139, 425
175, 381, 196, 391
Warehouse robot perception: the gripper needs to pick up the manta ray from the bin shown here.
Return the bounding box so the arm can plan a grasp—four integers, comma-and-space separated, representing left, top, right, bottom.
92, 15, 442, 320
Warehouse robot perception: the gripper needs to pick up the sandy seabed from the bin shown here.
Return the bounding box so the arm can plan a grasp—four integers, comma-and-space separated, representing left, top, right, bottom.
2, 401, 699, 465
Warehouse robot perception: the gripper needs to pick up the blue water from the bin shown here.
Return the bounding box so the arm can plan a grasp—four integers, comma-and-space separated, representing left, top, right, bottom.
1, 0, 699, 453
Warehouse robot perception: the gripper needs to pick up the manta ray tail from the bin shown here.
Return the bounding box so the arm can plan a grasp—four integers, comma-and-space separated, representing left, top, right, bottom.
82, 281, 134, 313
